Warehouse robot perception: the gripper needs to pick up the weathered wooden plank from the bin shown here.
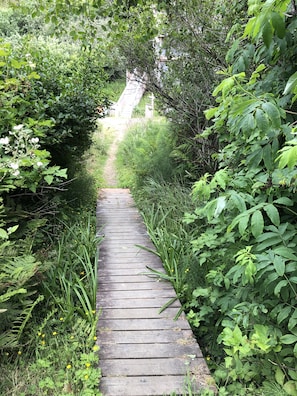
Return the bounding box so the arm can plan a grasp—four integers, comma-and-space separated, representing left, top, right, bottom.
98, 329, 197, 344
100, 357, 205, 376
98, 290, 177, 300
98, 268, 160, 276
99, 376, 190, 396
99, 281, 173, 291
98, 318, 191, 331
99, 307, 180, 319
99, 342, 202, 359
99, 274, 165, 282
97, 297, 180, 309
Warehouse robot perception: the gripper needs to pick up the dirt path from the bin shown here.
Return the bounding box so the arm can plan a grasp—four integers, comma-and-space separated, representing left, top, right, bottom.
100, 117, 141, 187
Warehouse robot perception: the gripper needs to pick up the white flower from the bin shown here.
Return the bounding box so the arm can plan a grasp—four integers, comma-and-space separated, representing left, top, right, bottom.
28, 61, 36, 69
31, 137, 39, 144
10, 162, 19, 170
12, 170, 20, 177
36, 161, 43, 167
13, 124, 24, 131
0, 137, 9, 145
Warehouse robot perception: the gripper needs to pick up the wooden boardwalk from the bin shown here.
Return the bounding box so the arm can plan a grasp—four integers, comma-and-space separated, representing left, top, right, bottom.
96, 188, 214, 396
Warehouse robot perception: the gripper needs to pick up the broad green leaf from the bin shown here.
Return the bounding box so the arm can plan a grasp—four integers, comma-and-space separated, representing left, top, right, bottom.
273, 255, 285, 276
275, 366, 285, 385
255, 108, 269, 132
263, 204, 280, 226
277, 144, 297, 168
213, 169, 229, 190
229, 191, 247, 212
277, 305, 292, 324
274, 247, 297, 261
7, 225, 19, 235
284, 71, 297, 95
44, 175, 54, 185
274, 279, 288, 296
271, 12, 286, 38
274, 197, 294, 206
262, 21, 273, 47
263, 143, 273, 170
283, 381, 297, 395
256, 235, 282, 251
262, 102, 281, 128
251, 210, 264, 238
204, 107, 218, 120
240, 113, 256, 132
243, 17, 256, 37
0, 228, 8, 239
213, 76, 235, 97
288, 310, 297, 331
238, 215, 250, 236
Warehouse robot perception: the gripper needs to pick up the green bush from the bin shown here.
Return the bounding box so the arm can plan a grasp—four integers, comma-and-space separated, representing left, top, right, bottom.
117, 119, 181, 188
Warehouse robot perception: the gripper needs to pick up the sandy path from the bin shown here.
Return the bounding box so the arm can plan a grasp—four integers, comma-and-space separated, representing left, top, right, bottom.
100, 118, 141, 187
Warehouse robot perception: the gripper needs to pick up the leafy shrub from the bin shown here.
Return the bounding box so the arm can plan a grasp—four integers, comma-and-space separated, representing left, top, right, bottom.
117, 119, 180, 188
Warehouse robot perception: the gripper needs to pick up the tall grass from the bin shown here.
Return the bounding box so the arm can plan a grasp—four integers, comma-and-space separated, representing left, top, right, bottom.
0, 212, 102, 395
42, 214, 101, 324
84, 121, 114, 189
116, 119, 180, 188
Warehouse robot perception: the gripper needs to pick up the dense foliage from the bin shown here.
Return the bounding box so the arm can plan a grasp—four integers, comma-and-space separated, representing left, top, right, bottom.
116, 0, 297, 395
111, 0, 247, 177
0, 1, 116, 394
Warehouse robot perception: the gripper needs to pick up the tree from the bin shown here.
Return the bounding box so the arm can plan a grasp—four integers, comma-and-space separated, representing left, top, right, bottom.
110, 0, 248, 177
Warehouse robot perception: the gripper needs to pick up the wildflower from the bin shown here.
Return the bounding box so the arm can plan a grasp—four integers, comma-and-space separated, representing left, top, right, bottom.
92, 310, 96, 315
10, 162, 19, 170
92, 345, 99, 352
13, 124, 23, 131
36, 161, 43, 167
41, 340, 45, 346
206, 356, 211, 361
37, 332, 42, 337
59, 317, 64, 321
80, 271, 85, 275
85, 362, 91, 368
93, 336, 97, 341
185, 268, 190, 273
12, 170, 20, 177
52, 331, 57, 336
70, 335, 74, 340
30, 137, 39, 144
0, 137, 9, 145
84, 374, 89, 380
41, 333, 45, 338
17, 351, 22, 355
66, 364, 72, 369
28, 61, 36, 69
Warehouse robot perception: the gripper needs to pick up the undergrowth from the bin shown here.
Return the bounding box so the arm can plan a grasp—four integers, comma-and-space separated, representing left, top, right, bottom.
117, 117, 297, 395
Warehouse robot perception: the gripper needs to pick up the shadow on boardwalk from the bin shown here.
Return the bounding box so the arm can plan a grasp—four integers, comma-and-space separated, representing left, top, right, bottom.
96, 188, 215, 396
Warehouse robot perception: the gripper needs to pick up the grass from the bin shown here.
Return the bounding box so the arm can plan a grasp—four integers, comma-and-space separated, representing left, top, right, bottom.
104, 78, 126, 104
132, 91, 161, 118
0, 213, 102, 396
84, 121, 114, 189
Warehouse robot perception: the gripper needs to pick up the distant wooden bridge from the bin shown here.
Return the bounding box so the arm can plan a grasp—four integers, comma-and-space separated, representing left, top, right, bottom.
96, 188, 214, 396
